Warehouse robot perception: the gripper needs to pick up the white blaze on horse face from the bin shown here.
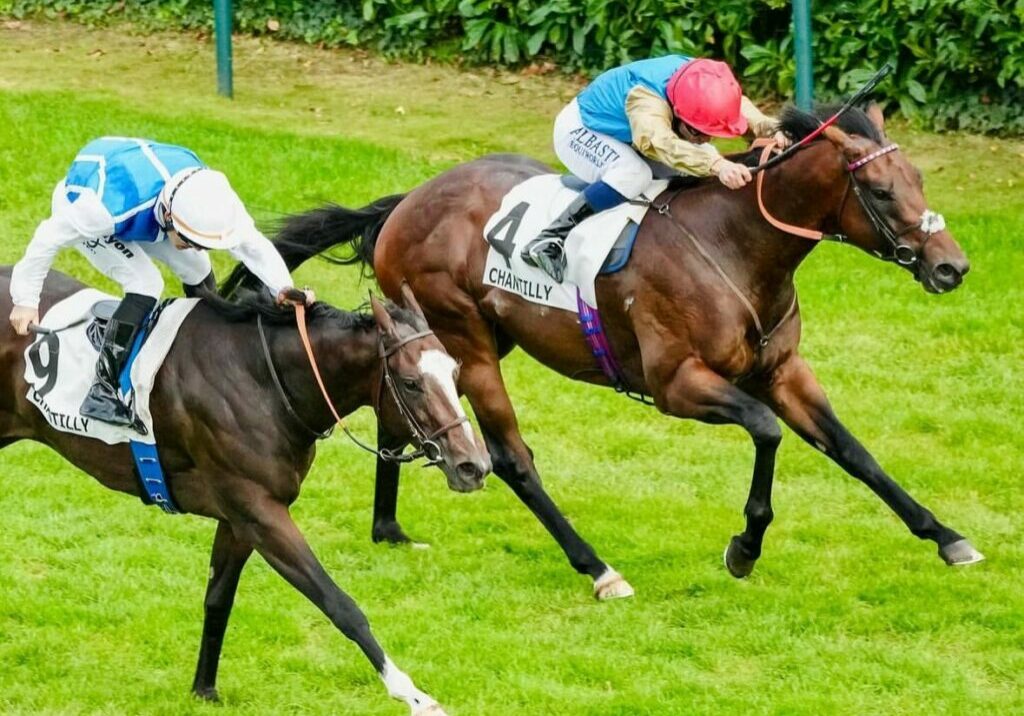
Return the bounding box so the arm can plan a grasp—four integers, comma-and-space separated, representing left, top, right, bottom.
417, 349, 474, 444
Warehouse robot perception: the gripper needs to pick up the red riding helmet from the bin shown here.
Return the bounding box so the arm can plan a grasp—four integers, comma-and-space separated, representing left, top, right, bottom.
666, 58, 748, 138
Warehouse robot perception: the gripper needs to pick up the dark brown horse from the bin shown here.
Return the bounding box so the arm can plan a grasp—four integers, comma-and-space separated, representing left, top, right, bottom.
225, 104, 983, 601
0, 268, 489, 715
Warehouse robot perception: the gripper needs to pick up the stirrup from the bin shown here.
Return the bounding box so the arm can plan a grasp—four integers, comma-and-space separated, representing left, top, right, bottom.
525, 238, 567, 282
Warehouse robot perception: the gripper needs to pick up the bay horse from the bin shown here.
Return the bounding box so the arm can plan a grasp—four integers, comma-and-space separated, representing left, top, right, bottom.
0, 268, 490, 716
224, 104, 984, 601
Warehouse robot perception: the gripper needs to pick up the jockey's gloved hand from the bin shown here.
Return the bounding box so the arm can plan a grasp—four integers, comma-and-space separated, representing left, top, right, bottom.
9, 305, 40, 336
276, 287, 316, 307
712, 159, 753, 190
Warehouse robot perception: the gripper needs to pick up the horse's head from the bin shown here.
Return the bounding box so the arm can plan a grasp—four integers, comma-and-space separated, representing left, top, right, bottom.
369, 285, 490, 492
820, 106, 968, 293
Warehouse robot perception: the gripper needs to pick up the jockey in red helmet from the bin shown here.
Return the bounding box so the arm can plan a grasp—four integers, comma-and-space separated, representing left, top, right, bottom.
523, 56, 790, 282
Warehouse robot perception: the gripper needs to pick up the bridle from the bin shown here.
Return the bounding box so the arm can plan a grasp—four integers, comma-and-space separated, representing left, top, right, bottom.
755, 140, 947, 268
839, 145, 946, 267
257, 304, 468, 465
373, 329, 469, 464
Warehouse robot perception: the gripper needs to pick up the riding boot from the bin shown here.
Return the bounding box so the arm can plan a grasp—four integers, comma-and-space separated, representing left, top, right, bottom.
80, 293, 157, 430
521, 194, 596, 283
182, 270, 217, 298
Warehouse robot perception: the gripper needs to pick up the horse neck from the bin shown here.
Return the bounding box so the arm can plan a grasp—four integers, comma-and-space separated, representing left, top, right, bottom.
269, 320, 379, 435
676, 142, 848, 300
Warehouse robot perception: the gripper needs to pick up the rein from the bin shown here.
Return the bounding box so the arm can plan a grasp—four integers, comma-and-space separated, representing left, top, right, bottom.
257, 304, 466, 465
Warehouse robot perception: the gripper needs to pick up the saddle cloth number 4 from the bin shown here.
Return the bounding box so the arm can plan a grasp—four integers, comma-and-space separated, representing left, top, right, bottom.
486, 201, 529, 268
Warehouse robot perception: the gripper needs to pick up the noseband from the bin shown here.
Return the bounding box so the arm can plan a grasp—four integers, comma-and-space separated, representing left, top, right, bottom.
258, 305, 467, 465
756, 141, 947, 267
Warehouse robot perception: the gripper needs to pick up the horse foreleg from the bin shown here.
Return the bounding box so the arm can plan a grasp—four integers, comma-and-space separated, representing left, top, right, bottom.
461, 359, 632, 600
248, 501, 446, 715
655, 359, 783, 578
765, 354, 983, 565
191, 520, 254, 701
372, 427, 415, 545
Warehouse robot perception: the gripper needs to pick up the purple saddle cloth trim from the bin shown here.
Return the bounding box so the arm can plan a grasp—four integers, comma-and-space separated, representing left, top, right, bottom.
576, 289, 626, 389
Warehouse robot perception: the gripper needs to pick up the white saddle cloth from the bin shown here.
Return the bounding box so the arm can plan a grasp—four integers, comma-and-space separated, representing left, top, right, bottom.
482, 175, 667, 310
23, 289, 199, 445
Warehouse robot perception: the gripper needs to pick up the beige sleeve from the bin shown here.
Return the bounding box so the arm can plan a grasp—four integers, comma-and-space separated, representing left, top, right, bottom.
626, 85, 722, 176
741, 96, 778, 138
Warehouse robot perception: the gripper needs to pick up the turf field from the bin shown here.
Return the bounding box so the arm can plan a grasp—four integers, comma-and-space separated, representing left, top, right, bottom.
0, 19, 1022, 716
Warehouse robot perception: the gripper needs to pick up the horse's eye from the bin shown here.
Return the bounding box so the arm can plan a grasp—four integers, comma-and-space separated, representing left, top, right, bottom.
871, 187, 894, 202
402, 378, 422, 393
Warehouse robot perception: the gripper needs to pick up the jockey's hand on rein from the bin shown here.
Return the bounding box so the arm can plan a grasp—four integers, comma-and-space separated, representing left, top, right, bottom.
276, 287, 316, 307
713, 159, 753, 190
9, 305, 40, 336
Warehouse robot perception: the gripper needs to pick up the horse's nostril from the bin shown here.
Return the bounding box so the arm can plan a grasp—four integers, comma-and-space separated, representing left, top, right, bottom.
456, 462, 480, 482
935, 263, 957, 281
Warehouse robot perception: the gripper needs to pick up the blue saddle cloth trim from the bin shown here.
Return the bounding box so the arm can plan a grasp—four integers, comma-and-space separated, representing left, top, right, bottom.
116, 300, 180, 514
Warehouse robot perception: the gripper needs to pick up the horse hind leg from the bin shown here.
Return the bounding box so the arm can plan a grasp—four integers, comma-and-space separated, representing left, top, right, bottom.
461, 353, 633, 600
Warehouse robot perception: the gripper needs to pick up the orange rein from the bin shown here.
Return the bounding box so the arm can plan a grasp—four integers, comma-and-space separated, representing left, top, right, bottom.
753, 140, 825, 242
294, 302, 347, 427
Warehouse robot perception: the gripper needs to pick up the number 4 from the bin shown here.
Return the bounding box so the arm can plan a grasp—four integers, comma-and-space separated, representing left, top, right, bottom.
486, 201, 530, 268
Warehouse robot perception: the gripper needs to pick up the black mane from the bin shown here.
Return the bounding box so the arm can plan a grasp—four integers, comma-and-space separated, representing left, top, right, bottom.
196, 287, 422, 332
724, 102, 884, 169
779, 103, 884, 144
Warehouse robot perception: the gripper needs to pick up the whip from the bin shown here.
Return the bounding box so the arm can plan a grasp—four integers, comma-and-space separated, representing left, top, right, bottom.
750, 63, 894, 175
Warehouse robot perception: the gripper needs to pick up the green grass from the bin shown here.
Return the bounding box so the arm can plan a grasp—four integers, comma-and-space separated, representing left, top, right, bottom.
1, 18, 1023, 716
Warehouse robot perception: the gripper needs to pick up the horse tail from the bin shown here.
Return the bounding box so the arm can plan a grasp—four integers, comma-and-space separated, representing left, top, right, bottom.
220, 193, 406, 298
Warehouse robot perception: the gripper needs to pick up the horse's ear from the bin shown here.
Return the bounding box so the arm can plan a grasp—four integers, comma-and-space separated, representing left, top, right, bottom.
369, 294, 397, 337
399, 281, 425, 319
823, 125, 860, 159
865, 102, 886, 135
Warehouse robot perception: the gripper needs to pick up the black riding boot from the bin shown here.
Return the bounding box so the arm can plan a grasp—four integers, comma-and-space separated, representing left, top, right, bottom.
521, 194, 596, 283
80, 293, 157, 430
182, 270, 217, 298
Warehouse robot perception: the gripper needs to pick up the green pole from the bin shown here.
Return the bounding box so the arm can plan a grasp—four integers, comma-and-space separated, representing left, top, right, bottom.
792, 0, 813, 109
214, 0, 233, 98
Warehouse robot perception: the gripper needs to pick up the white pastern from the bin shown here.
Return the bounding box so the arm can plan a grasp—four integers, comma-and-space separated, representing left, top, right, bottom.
380, 657, 445, 715
418, 349, 474, 444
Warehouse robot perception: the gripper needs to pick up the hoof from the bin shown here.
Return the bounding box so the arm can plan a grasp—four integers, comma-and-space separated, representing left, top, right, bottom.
372, 521, 414, 545
593, 567, 635, 601
724, 536, 758, 579
413, 705, 448, 716
939, 538, 985, 566
192, 687, 220, 702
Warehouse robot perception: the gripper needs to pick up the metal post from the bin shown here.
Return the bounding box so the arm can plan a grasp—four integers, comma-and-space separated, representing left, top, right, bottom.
214, 0, 233, 98
792, 0, 813, 109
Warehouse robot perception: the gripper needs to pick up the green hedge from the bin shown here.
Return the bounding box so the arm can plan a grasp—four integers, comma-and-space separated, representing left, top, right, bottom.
3, 0, 1022, 134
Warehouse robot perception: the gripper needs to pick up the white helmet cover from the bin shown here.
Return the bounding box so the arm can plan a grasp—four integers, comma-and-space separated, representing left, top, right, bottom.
159, 168, 244, 250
